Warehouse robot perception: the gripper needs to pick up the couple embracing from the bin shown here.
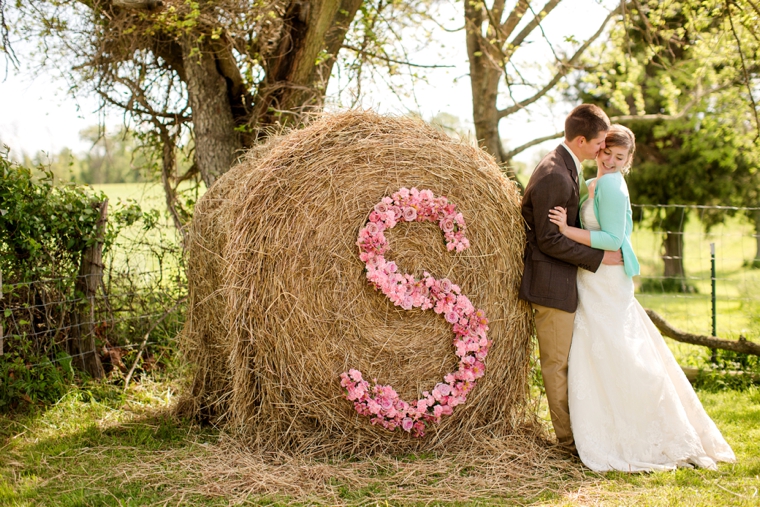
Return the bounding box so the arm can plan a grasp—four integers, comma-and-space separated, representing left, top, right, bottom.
519, 104, 736, 472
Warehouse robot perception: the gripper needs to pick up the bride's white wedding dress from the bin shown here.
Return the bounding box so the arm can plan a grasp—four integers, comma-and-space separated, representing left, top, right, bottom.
568, 199, 736, 472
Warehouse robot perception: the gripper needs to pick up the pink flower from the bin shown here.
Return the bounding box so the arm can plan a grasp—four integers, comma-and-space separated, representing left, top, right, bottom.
346, 189, 487, 438
364, 222, 380, 236
435, 383, 451, 396
403, 207, 417, 221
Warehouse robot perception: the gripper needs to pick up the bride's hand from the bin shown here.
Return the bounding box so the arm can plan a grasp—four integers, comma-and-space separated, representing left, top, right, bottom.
548, 206, 568, 234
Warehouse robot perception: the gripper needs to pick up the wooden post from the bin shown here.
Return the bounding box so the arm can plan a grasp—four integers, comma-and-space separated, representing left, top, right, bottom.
69, 200, 108, 379
1, 268, 3, 356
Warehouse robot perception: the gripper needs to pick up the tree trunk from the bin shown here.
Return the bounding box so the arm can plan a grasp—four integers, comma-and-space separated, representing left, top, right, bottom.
253, 0, 356, 130
753, 209, 760, 266
69, 200, 107, 379
180, 38, 241, 188
662, 230, 685, 278
659, 207, 690, 291
315, 0, 363, 91
465, 0, 505, 166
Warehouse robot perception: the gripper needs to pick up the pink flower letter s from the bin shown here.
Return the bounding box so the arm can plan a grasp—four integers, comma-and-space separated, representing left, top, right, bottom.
340, 188, 491, 438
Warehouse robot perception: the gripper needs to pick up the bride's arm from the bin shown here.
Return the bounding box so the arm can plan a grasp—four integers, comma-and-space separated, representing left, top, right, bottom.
548, 207, 591, 246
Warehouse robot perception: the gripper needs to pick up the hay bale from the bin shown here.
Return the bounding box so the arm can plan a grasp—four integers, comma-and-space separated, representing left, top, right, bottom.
181, 111, 533, 453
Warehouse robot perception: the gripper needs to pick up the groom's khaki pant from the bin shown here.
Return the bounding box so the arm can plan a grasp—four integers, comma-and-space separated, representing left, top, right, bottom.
532, 303, 576, 451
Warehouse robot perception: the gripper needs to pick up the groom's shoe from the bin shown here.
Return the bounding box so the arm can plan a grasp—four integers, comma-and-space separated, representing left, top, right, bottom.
557, 443, 580, 459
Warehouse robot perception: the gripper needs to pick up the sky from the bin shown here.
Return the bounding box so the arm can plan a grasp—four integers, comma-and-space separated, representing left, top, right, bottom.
0, 0, 616, 166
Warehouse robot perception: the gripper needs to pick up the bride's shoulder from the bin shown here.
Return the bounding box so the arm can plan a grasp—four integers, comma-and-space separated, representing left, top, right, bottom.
597, 172, 629, 194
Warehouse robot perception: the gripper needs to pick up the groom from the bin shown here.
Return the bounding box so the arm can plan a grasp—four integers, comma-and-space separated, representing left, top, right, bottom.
518, 104, 622, 455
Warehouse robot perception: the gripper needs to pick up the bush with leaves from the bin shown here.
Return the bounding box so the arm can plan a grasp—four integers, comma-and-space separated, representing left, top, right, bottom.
0, 148, 179, 411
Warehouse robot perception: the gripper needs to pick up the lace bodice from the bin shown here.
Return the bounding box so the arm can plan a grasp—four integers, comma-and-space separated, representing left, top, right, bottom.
580, 198, 600, 232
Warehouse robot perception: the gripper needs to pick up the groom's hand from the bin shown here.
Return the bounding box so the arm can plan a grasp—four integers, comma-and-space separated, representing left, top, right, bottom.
602, 249, 624, 265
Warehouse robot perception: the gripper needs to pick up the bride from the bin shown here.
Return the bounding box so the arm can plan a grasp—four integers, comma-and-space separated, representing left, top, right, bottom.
548, 124, 736, 472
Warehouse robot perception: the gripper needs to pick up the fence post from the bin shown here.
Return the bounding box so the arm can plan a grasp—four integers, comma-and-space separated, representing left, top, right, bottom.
710, 242, 717, 363
1, 268, 3, 356
69, 199, 108, 379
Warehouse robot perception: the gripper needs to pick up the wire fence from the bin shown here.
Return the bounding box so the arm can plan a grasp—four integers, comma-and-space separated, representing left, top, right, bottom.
0, 265, 186, 374
1, 204, 758, 376
631, 204, 760, 360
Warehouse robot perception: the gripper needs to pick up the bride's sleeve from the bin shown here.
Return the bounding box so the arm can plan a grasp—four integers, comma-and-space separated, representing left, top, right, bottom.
589, 176, 628, 251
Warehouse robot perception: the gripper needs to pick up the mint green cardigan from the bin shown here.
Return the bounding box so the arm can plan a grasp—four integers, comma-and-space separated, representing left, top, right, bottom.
579, 171, 640, 277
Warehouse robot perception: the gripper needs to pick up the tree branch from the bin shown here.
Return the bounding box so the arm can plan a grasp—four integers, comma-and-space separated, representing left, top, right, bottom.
341, 44, 456, 69
504, 131, 564, 160
502, 82, 728, 160
111, 0, 163, 10
498, 3, 620, 120
507, 0, 561, 51
727, 1, 760, 140
646, 309, 760, 356
0, 0, 18, 69
501, 0, 530, 42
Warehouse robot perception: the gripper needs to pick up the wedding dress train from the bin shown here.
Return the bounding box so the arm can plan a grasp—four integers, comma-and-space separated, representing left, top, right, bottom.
567, 200, 735, 472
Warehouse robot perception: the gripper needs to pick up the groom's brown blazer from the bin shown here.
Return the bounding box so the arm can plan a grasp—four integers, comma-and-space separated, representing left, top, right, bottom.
519, 145, 604, 313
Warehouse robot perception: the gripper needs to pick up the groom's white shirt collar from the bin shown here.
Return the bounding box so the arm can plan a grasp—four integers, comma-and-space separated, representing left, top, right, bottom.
560, 141, 581, 173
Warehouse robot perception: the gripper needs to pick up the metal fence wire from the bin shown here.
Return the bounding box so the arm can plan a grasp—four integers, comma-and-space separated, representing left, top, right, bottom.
1, 204, 758, 373
631, 204, 760, 344
0, 267, 186, 374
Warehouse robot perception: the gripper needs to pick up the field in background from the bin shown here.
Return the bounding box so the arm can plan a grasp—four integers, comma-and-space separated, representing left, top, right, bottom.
91, 184, 760, 368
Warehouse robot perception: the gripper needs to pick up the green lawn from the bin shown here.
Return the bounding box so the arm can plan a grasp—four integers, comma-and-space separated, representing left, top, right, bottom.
0, 379, 757, 506
1, 186, 758, 506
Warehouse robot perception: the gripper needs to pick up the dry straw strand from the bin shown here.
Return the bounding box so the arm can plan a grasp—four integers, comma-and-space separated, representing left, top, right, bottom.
180, 110, 534, 455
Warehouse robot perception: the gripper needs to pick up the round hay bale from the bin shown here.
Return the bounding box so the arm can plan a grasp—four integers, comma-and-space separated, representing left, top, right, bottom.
182, 111, 533, 453
178, 144, 278, 422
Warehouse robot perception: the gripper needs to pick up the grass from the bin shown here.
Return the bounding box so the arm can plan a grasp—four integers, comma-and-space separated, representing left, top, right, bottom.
1, 377, 758, 506
16, 184, 751, 504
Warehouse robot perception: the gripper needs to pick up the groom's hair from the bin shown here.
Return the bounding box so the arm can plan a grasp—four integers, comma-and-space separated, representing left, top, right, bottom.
565, 104, 610, 142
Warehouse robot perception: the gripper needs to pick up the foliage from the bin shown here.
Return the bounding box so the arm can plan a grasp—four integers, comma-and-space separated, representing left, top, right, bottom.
0, 148, 106, 282
41, 127, 155, 185
0, 150, 182, 412
694, 349, 760, 392
573, 0, 760, 287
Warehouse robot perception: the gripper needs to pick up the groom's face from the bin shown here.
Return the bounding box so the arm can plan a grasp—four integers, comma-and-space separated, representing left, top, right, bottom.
578, 132, 607, 161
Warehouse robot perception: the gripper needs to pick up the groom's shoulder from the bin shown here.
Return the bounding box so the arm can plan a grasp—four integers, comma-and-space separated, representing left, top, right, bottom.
529, 147, 571, 183
535, 146, 569, 173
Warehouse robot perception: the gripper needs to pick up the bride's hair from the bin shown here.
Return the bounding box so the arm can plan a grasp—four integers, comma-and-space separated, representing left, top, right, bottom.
605, 124, 636, 174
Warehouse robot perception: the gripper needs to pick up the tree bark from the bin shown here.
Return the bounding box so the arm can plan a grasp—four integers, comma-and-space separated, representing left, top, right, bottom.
69, 200, 107, 379
662, 230, 686, 279
646, 308, 760, 356
253, 0, 357, 130
180, 38, 241, 188
753, 209, 760, 266
465, 0, 506, 167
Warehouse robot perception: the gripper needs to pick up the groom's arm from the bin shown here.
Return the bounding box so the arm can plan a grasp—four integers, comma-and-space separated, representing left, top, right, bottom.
529, 172, 605, 272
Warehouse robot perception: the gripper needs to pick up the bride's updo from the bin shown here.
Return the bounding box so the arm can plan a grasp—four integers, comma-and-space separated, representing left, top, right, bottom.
605, 124, 636, 175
